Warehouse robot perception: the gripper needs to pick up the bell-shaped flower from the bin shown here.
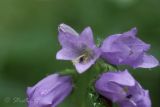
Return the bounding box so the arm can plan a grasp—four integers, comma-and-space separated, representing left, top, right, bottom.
27, 74, 73, 107
56, 24, 101, 73
101, 28, 159, 68
95, 70, 151, 107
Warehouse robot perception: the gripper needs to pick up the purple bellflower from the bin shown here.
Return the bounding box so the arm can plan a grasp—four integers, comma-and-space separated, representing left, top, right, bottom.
56, 24, 101, 73
27, 74, 73, 107
101, 28, 159, 68
95, 70, 151, 107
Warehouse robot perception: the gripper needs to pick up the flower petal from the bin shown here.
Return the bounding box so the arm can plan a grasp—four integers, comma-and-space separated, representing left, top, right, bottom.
101, 34, 122, 52
56, 48, 80, 60
135, 54, 159, 68
123, 27, 137, 37
74, 57, 96, 73
80, 27, 95, 48
58, 24, 79, 48
137, 90, 151, 107
58, 23, 79, 37
119, 100, 137, 107
96, 70, 135, 88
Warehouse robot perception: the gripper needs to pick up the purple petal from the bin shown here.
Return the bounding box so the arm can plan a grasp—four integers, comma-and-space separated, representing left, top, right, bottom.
98, 83, 127, 102
56, 48, 80, 60
58, 24, 79, 48
119, 100, 137, 107
105, 70, 135, 86
58, 23, 79, 37
74, 58, 95, 73
133, 38, 150, 51
80, 27, 95, 48
27, 74, 59, 96
134, 54, 159, 68
123, 27, 137, 37
101, 34, 122, 52
95, 70, 135, 90
137, 90, 151, 107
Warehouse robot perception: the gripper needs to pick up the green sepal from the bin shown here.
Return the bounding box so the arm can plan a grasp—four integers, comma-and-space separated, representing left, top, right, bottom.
95, 59, 118, 73
59, 69, 77, 76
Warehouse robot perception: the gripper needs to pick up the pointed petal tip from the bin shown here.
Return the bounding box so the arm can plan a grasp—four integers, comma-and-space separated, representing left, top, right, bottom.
123, 69, 131, 75
26, 87, 33, 96
75, 67, 86, 74
86, 26, 92, 30
58, 23, 67, 28
85, 26, 92, 32
81, 26, 93, 33
56, 49, 77, 60
58, 23, 79, 36
58, 23, 66, 31
131, 27, 137, 31
124, 69, 129, 72
56, 52, 61, 60
56, 52, 68, 60
129, 27, 138, 35
74, 63, 91, 74
135, 55, 159, 68
131, 27, 137, 32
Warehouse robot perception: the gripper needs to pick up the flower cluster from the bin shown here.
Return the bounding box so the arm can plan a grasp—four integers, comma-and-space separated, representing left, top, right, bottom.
26, 24, 159, 107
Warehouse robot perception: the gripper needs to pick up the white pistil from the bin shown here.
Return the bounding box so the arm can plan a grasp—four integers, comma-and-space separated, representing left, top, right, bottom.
129, 99, 137, 106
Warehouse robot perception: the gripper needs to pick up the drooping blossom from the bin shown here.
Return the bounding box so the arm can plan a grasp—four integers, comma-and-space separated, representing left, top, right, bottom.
56, 23, 101, 73
95, 70, 151, 107
27, 73, 73, 107
101, 28, 159, 68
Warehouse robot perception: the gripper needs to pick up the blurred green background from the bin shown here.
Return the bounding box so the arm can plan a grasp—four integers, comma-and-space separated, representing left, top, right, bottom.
0, 0, 159, 107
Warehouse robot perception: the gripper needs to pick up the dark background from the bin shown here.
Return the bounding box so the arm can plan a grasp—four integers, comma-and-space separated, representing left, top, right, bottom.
0, 0, 159, 107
